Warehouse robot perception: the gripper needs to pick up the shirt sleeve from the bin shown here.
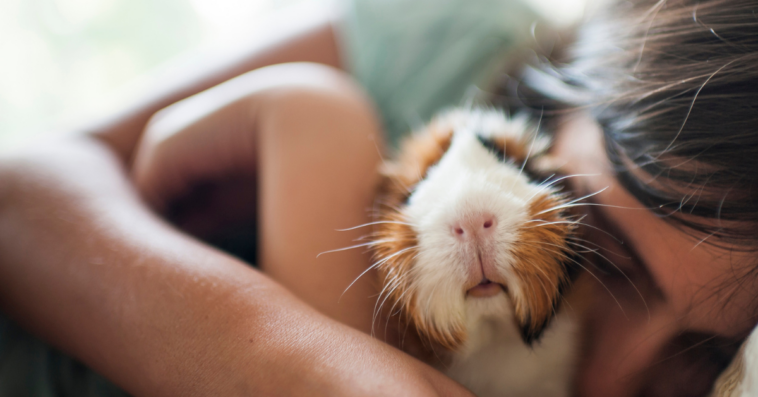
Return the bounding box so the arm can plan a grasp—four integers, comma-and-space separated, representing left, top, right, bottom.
336, 0, 541, 146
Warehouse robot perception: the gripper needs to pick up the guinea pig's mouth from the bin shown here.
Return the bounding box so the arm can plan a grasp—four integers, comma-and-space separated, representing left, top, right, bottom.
466, 278, 507, 298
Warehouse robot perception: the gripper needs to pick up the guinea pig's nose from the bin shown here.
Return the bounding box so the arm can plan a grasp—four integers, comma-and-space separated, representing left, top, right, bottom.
452, 213, 497, 240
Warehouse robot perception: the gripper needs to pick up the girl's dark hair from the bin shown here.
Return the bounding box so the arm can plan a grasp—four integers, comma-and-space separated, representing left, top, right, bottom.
504, 0, 758, 249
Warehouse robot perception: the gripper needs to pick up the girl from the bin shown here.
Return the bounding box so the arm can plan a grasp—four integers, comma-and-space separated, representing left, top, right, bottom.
1, 0, 756, 396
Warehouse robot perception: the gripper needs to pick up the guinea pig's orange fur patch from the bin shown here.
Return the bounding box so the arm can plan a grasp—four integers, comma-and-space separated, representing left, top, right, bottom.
511, 193, 573, 340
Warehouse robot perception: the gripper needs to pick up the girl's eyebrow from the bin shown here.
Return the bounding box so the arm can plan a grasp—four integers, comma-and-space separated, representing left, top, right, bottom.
583, 194, 666, 300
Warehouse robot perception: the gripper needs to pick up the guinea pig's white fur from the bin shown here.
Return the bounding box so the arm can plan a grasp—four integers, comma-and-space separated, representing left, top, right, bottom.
446, 305, 577, 397
372, 108, 581, 397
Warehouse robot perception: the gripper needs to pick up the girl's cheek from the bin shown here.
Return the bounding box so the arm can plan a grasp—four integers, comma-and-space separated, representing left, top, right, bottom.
575, 282, 679, 397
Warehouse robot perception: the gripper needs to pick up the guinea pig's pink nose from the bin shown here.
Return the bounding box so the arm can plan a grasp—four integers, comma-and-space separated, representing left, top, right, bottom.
452, 213, 497, 240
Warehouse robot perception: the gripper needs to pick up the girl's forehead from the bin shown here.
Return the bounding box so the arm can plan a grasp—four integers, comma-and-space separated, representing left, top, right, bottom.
553, 113, 757, 337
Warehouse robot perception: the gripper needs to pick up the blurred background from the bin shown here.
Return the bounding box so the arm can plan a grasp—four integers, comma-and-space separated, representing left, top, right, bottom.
0, 0, 589, 147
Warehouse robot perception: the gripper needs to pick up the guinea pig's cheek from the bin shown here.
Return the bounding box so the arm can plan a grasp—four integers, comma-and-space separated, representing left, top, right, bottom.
408, 212, 469, 296
413, 223, 468, 285
411, 243, 469, 333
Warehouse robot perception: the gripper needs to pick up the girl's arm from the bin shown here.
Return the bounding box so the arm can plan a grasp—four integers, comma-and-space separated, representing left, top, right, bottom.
132, 61, 385, 337
0, 5, 473, 396
0, 137, 469, 396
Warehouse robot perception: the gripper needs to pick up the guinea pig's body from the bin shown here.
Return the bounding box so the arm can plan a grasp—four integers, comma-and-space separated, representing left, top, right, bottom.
443, 305, 577, 397
371, 109, 581, 396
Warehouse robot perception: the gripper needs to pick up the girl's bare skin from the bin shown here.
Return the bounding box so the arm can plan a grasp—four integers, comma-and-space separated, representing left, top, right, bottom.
133, 62, 385, 335
0, 9, 473, 397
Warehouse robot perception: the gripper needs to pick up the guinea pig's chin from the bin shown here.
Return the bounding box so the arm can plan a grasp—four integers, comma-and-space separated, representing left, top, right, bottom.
464, 290, 514, 319
462, 277, 514, 320
409, 255, 516, 336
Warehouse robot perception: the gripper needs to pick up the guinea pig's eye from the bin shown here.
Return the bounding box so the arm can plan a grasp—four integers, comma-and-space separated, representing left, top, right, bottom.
476, 135, 506, 162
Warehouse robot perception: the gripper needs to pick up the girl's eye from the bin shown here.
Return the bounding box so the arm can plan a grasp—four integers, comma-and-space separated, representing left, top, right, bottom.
476, 135, 507, 162
589, 229, 637, 278
582, 204, 665, 305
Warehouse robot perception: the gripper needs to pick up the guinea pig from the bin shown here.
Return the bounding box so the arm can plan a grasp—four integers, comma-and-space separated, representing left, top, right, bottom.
371, 108, 582, 397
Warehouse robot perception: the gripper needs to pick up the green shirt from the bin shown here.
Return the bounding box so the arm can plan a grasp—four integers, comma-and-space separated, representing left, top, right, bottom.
337, 0, 539, 146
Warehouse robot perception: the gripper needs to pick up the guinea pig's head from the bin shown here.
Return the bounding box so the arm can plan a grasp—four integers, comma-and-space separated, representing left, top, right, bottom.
373, 109, 576, 350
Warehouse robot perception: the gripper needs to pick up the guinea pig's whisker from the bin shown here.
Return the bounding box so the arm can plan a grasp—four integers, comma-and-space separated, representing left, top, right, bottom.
562, 254, 630, 319
566, 241, 618, 267
374, 231, 417, 238
336, 220, 417, 232
359, 233, 412, 243
317, 240, 394, 258
554, 187, 608, 207
566, 240, 650, 318
569, 221, 626, 244
522, 219, 579, 229
531, 173, 557, 193
568, 247, 597, 254
528, 238, 648, 319
544, 202, 644, 212
372, 289, 389, 333
566, 236, 630, 258
372, 279, 396, 324
525, 213, 585, 224
374, 245, 419, 265
525, 216, 626, 246
373, 200, 405, 213
371, 132, 390, 164
641, 334, 720, 378
373, 278, 406, 335
535, 268, 556, 305
387, 284, 412, 320
559, 295, 577, 316
382, 282, 410, 337
400, 312, 415, 350
512, 242, 563, 292
522, 241, 629, 318
391, 177, 415, 196
526, 173, 601, 203
393, 288, 413, 318
534, 187, 609, 216
422, 281, 443, 327
342, 263, 385, 303
510, 118, 542, 191
340, 245, 418, 302
526, 221, 622, 252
